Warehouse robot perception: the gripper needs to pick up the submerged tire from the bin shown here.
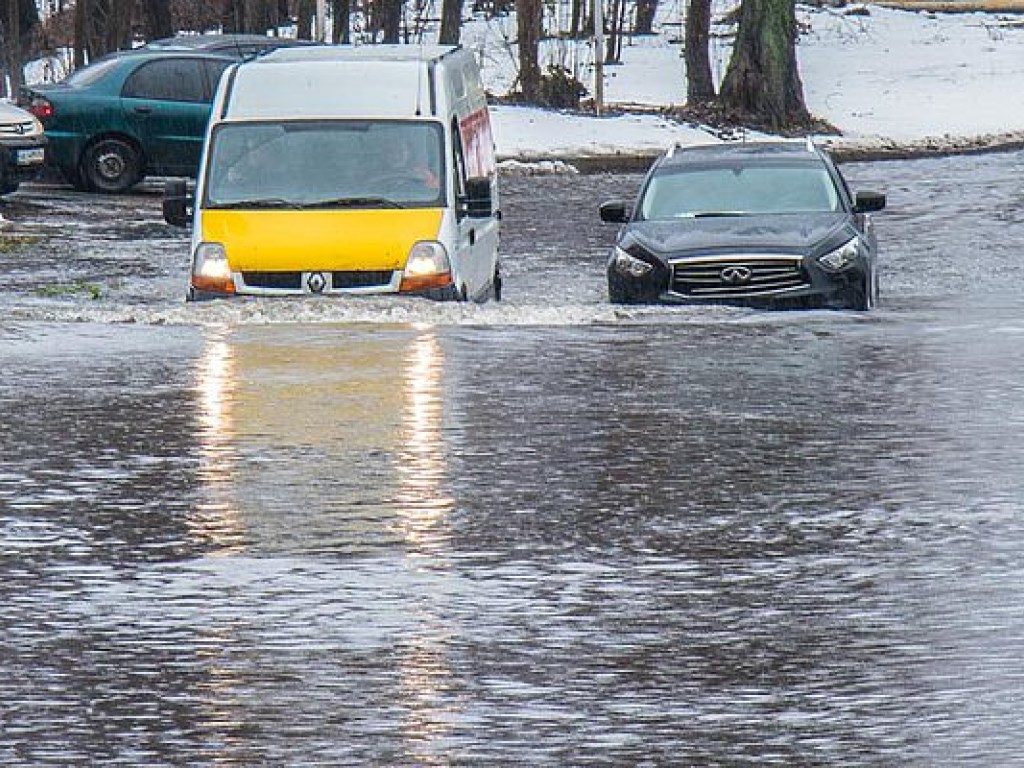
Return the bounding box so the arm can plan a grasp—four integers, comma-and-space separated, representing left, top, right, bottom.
81, 138, 141, 193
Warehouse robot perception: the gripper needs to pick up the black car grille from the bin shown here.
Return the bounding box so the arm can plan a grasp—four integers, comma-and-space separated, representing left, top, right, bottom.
670, 255, 808, 298
240, 271, 393, 291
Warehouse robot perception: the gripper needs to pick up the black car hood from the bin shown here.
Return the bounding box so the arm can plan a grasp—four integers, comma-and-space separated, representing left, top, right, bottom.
622, 212, 855, 259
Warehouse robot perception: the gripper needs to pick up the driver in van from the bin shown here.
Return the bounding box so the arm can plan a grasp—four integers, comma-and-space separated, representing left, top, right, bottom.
368, 132, 440, 196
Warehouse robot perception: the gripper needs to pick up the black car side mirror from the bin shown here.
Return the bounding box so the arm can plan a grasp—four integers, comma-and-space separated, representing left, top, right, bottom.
599, 200, 630, 223
854, 190, 886, 213
163, 179, 193, 227
459, 176, 493, 219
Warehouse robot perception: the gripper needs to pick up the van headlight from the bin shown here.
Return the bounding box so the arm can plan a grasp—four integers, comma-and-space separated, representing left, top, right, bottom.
400, 241, 452, 292
818, 237, 861, 272
191, 242, 235, 294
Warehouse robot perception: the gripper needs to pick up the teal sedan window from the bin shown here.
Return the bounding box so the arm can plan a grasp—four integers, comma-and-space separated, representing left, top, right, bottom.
122, 59, 206, 103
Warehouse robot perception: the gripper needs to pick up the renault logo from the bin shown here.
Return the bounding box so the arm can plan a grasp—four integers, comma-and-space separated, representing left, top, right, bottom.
307, 272, 327, 294
720, 266, 753, 285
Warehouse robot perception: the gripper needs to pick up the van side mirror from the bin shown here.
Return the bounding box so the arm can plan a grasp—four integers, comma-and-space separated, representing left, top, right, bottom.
460, 177, 493, 218
599, 200, 630, 223
163, 179, 193, 227
854, 190, 886, 213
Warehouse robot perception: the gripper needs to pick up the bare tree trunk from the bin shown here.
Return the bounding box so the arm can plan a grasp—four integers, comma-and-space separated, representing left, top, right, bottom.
331, 0, 350, 42
439, 0, 462, 44
107, 0, 133, 50
516, 0, 542, 101
74, 0, 88, 65
569, 0, 582, 38
296, 0, 314, 38
634, 0, 656, 35
142, 0, 172, 40
221, 0, 243, 33
718, 0, 810, 130
379, 0, 401, 41
684, 0, 714, 104
4, 0, 23, 97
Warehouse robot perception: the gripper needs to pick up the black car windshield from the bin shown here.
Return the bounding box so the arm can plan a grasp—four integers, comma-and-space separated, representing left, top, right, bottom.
204, 120, 445, 209
640, 163, 842, 219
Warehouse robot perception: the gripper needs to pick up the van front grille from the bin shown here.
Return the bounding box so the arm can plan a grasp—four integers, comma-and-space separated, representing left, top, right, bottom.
332, 271, 392, 289
239, 271, 394, 292
242, 271, 303, 290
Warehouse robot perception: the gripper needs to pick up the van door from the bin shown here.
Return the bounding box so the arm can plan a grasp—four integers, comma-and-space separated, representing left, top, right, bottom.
452, 118, 499, 300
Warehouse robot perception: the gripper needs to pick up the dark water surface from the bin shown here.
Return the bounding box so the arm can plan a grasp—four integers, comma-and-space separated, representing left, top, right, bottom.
3, 153, 1024, 764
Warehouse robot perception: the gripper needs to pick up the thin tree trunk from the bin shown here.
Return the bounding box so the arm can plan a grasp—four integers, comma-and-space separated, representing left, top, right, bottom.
74, 0, 88, 65
296, 0, 314, 38
719, 0, 810, 130
684, 0, 714, 104
634, 0, 656, 35
516, 0, 542, 101
5, 0, 24, 97
381, 0, 402, 42
439, 0, 462, 44
143, 0, 172, 40
331, 0, 350, 42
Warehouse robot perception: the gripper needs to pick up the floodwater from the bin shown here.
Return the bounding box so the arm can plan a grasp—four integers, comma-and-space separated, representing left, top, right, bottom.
3, 152, 1024, 765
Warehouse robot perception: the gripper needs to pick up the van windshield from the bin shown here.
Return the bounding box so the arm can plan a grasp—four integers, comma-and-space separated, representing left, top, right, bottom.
204, 120, 446, 209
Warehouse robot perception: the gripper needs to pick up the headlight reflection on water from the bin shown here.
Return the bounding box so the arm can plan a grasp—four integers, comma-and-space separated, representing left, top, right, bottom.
396, 325, 455, 555
189, 332, 247, 555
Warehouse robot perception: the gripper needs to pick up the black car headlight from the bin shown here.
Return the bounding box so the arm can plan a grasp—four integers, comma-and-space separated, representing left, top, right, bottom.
817, 237, 861, 272
612, 246, 655, 278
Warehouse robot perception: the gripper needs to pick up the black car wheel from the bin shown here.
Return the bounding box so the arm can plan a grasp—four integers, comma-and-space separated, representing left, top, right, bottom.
81, 138, 141, 193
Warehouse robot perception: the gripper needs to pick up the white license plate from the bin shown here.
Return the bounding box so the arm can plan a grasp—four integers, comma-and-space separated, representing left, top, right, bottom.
15, 148, 45, 166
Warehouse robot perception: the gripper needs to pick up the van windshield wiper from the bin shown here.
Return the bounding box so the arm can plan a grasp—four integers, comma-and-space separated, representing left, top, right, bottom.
304, 196, 407, 209
207, 198, 305, 210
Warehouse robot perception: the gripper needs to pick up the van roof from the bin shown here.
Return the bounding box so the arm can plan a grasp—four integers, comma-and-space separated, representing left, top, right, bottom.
221, 44, 474, 121
258, 44, 461, 65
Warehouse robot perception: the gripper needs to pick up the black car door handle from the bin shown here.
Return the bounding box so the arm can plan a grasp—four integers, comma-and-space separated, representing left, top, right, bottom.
133, 106, 152, 114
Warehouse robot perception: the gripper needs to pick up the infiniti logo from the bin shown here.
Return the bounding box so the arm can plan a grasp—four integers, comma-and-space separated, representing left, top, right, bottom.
720, 266, 753, 285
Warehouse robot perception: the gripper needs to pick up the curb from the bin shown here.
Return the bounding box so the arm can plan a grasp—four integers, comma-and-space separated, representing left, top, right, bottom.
498, 132, 1024, 174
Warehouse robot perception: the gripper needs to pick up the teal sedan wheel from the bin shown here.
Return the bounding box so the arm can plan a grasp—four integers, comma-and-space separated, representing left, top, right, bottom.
81, 138, 141, 193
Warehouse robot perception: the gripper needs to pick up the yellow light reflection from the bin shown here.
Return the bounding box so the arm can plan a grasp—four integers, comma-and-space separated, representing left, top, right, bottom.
187, 332, 247, 555
395, 327, 459, 759
395, 327, 455, 554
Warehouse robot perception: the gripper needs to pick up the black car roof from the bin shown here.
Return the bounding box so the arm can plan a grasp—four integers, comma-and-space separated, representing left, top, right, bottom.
657, 140, 829, 169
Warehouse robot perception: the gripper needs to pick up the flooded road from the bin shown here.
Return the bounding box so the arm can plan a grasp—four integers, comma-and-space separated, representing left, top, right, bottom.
3, 152, 1024, 764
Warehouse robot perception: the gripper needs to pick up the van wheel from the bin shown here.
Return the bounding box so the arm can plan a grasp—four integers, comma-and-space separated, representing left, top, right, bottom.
81, 138, 141, 193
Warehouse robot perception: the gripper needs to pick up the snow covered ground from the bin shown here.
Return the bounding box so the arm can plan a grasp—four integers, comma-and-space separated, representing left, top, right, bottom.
476, 5, 1024, 160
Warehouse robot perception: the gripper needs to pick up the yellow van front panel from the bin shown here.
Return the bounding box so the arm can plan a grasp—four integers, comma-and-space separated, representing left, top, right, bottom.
202, 209, 444, 272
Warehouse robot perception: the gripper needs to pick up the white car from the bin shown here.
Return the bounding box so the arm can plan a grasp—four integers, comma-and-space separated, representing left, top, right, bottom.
0, 100, 46, 195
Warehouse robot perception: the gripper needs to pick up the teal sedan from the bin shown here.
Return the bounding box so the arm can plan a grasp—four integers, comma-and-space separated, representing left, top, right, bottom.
22, 50, 235, 193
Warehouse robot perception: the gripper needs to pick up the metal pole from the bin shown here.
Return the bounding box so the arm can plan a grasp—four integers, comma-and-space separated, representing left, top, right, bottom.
316, 0, 328, 42
593, 0, 604, 115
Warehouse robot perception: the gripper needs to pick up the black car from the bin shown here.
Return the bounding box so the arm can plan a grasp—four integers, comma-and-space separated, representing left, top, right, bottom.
599, 140, 887, 310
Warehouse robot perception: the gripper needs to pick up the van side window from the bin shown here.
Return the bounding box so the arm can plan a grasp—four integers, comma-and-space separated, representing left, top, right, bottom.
452, 120, 468, 199
122, 59, 207, 103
